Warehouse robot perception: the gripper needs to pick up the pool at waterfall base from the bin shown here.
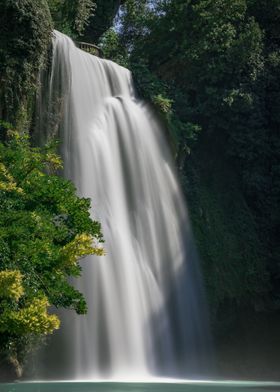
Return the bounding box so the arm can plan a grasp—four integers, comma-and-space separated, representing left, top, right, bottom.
1, 380, 280, 392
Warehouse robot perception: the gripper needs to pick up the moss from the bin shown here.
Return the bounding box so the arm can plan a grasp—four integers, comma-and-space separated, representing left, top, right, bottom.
0, 0, 52, 128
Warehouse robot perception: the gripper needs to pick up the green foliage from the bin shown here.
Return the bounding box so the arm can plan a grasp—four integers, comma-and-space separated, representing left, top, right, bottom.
183, 151, 269, 317
100, 28, 129, 67
116, 0, 153, 50
83, 0, 124, 43
0, 124, 104, 371
151, 94, 173, 114
0, 270, 24, 301
126, 61, 200, 154
47, 0, 96, 37
0, 294, 60, 336
49, 0, 123, 43
0, 0, 52, 126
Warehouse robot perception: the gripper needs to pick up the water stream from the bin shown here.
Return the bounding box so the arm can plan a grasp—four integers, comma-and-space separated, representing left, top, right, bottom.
36, 31, 210, 381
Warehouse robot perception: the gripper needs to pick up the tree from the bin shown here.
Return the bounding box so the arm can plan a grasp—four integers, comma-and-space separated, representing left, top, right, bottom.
47, 0, 96, 37
82, 0, 125, 43
0, 124, 104, 378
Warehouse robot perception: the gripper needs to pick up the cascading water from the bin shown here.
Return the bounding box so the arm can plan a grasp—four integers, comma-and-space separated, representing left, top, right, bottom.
36, 31, 211, 380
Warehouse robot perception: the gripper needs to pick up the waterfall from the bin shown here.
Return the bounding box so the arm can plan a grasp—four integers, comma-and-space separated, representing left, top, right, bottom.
36, 30, 211, 380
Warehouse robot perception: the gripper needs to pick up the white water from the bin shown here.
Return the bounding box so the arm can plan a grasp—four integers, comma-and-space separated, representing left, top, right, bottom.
36, 31, 210, 380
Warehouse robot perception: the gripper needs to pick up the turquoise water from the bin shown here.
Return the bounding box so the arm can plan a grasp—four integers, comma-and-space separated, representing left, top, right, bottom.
1, 382, 280, 392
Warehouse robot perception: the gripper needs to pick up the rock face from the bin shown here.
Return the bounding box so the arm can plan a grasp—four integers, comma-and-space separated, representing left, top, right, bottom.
0, 357, 22, 382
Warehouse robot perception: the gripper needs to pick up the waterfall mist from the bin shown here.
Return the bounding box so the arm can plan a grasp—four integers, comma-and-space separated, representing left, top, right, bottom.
35, 30, 211, 381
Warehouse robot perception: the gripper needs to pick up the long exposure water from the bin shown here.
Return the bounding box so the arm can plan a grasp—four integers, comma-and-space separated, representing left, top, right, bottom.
35, 31, 210, 381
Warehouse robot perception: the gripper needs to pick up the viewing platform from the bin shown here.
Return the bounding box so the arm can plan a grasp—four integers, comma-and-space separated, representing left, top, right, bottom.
75, 41, 103, 57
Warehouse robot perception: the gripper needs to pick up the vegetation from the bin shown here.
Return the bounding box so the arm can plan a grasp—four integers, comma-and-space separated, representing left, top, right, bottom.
0, 0, 52, 127
99, 0, 280, 323
0, 124, 104, 378
47, 0, 96, 37
82, 1, 125, 43
46, 0, 123, 41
